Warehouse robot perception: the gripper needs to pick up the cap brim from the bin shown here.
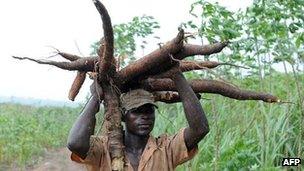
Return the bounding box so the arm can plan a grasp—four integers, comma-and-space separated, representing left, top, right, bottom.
126, 102, 158, 111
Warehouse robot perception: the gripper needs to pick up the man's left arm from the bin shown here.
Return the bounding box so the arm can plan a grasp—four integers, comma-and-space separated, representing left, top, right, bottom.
171, 70, 209, 151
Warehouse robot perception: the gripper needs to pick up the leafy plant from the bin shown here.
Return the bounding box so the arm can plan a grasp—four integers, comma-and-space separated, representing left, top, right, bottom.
90, 15, 160, 67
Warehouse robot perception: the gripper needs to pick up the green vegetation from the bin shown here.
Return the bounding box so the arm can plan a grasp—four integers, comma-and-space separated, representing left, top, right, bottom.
1, 73, 302, 170
0, 104, 80, 168
154, 73, 303, 170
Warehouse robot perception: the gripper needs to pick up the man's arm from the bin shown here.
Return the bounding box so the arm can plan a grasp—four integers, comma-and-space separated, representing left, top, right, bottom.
67, 83, 101, 159
171, 71, 209, 150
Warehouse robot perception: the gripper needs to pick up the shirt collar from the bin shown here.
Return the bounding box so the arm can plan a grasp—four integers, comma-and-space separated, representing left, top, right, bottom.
123, 134, 158, 171
137, 134, 158, 171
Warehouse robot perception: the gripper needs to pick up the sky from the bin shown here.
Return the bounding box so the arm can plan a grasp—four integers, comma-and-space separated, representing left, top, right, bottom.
0, 0, 253, 103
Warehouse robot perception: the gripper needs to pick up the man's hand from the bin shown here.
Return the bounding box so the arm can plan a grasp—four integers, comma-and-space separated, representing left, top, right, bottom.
154, 63, 182, 79
168, 64, 182, 78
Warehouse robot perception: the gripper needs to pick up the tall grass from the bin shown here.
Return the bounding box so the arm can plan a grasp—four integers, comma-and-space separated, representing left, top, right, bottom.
0, 104, 80, 168
0, 73, 302, 170
153, 73, 303, 170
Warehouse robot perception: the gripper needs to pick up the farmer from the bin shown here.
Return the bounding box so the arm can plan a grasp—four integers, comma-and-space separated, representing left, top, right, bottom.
67, 70, 209, 171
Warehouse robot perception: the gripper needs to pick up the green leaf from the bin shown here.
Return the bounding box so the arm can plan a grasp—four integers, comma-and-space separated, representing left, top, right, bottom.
295, 34, 303, 48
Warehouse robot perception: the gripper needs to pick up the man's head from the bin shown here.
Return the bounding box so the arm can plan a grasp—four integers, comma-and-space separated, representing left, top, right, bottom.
121, 89, 157, 136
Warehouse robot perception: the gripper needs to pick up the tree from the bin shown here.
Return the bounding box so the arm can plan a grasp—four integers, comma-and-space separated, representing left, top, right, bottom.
13, 0, 280, 170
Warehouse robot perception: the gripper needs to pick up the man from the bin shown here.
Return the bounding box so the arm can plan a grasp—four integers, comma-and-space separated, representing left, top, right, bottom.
67, 70, 209, 171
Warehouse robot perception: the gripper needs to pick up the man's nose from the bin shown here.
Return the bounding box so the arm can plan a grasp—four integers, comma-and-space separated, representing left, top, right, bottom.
142, 114, 149, 119
141, 114, 151, 120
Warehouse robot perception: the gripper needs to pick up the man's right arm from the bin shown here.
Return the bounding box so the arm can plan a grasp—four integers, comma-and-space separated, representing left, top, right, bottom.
67, 85, 101, 159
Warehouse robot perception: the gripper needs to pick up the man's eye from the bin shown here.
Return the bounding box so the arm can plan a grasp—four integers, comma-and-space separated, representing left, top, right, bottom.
130, 107, 154, 114
131, 109, 143, 114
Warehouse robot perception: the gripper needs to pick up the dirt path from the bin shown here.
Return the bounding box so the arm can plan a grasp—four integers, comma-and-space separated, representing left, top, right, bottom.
31, 148, 86, 171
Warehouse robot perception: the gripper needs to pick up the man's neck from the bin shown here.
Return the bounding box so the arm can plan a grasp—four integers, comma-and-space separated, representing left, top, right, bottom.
124, 130, 149, 152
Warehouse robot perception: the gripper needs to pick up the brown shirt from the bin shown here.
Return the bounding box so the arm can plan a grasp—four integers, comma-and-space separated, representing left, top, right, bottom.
71, 128, 198, 171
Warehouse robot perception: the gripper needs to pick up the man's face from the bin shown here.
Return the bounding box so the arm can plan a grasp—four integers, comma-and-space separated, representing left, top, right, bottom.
125, 104, 155, 136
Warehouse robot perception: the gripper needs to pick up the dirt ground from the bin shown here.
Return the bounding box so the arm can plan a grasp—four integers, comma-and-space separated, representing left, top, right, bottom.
31, 148, 86, 171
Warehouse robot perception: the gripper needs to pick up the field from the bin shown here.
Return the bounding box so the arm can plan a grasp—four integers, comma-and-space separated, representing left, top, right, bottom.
0, 104, 80, 170
0, 73, 303, 170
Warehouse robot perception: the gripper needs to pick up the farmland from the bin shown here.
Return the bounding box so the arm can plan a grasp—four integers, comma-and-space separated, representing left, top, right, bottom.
0, 73, 302, 170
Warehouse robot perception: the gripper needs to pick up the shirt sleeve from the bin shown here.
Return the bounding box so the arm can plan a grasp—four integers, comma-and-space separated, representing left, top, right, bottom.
70, 135, 104, 166
166, 128, 198, 167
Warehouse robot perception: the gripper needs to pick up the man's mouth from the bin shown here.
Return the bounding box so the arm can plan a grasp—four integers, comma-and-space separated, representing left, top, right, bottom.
138, 124, 151, 129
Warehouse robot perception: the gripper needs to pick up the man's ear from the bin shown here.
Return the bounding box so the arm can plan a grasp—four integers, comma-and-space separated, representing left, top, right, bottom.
120, 107, 126, 122
121, 110, 127, 122
121, 114, 125, 122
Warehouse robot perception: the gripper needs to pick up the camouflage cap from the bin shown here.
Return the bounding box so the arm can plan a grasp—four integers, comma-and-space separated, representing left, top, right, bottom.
120, 89, 157, 111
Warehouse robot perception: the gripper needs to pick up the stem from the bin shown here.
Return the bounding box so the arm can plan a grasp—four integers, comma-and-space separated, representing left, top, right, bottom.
291, 64, 304, 159
283, 61, 288, 74
212, 99, 220, 171
93, 1, 123, 170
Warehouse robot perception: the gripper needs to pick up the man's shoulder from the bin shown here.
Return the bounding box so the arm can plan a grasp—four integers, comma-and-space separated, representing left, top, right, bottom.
153, 128, 186, 146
